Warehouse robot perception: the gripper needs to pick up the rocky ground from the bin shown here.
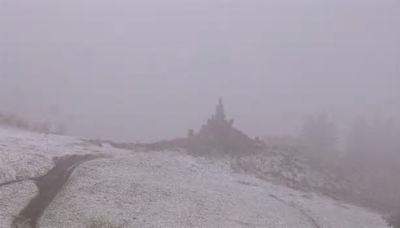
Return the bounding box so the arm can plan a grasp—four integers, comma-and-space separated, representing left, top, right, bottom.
0, 127, 389, 227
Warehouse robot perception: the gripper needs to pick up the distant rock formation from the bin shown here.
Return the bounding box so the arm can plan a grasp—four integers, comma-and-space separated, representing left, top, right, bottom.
125, 99, 265, 155
187, 99, 264, 156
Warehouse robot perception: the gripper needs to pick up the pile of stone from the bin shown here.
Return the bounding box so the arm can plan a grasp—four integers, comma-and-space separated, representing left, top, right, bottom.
187, 99, 264, 157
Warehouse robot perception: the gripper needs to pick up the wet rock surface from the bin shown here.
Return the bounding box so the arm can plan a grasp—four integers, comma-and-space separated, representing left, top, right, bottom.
12, 154, 101, 228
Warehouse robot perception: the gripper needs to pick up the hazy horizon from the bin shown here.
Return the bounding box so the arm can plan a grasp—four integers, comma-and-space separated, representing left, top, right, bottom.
1, 0, 399, 141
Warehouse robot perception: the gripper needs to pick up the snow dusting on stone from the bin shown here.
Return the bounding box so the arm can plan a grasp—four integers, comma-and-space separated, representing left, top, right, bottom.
0, 127, 389, 228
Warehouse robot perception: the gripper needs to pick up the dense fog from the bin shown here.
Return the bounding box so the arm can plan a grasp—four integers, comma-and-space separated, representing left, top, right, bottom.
1, 0, 399, 141
2, 1, 400, 227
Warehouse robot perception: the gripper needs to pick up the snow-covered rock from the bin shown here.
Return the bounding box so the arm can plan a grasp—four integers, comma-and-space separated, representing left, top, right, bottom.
232, 150, 348, 193
0, 127, 390, 227
0, 181, 37, 227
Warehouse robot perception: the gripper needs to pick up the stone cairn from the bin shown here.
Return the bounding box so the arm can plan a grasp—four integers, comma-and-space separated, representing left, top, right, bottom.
187, 99, 264, 157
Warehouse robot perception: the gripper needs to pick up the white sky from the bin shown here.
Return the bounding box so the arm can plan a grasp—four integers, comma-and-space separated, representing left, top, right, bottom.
1, 0, 399, 141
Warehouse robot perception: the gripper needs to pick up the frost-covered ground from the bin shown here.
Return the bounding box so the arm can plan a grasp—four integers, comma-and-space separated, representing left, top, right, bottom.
0, 127, 115, 184
0, 127, 389, 227
0, 127, 122, 227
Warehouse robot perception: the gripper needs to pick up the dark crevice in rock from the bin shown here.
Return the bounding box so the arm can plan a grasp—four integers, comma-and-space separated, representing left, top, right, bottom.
0, 179, 31, 188
12, 154, 102, 228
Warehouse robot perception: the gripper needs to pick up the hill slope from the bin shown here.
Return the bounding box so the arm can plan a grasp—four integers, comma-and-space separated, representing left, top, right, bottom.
0, 127, 389, 228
